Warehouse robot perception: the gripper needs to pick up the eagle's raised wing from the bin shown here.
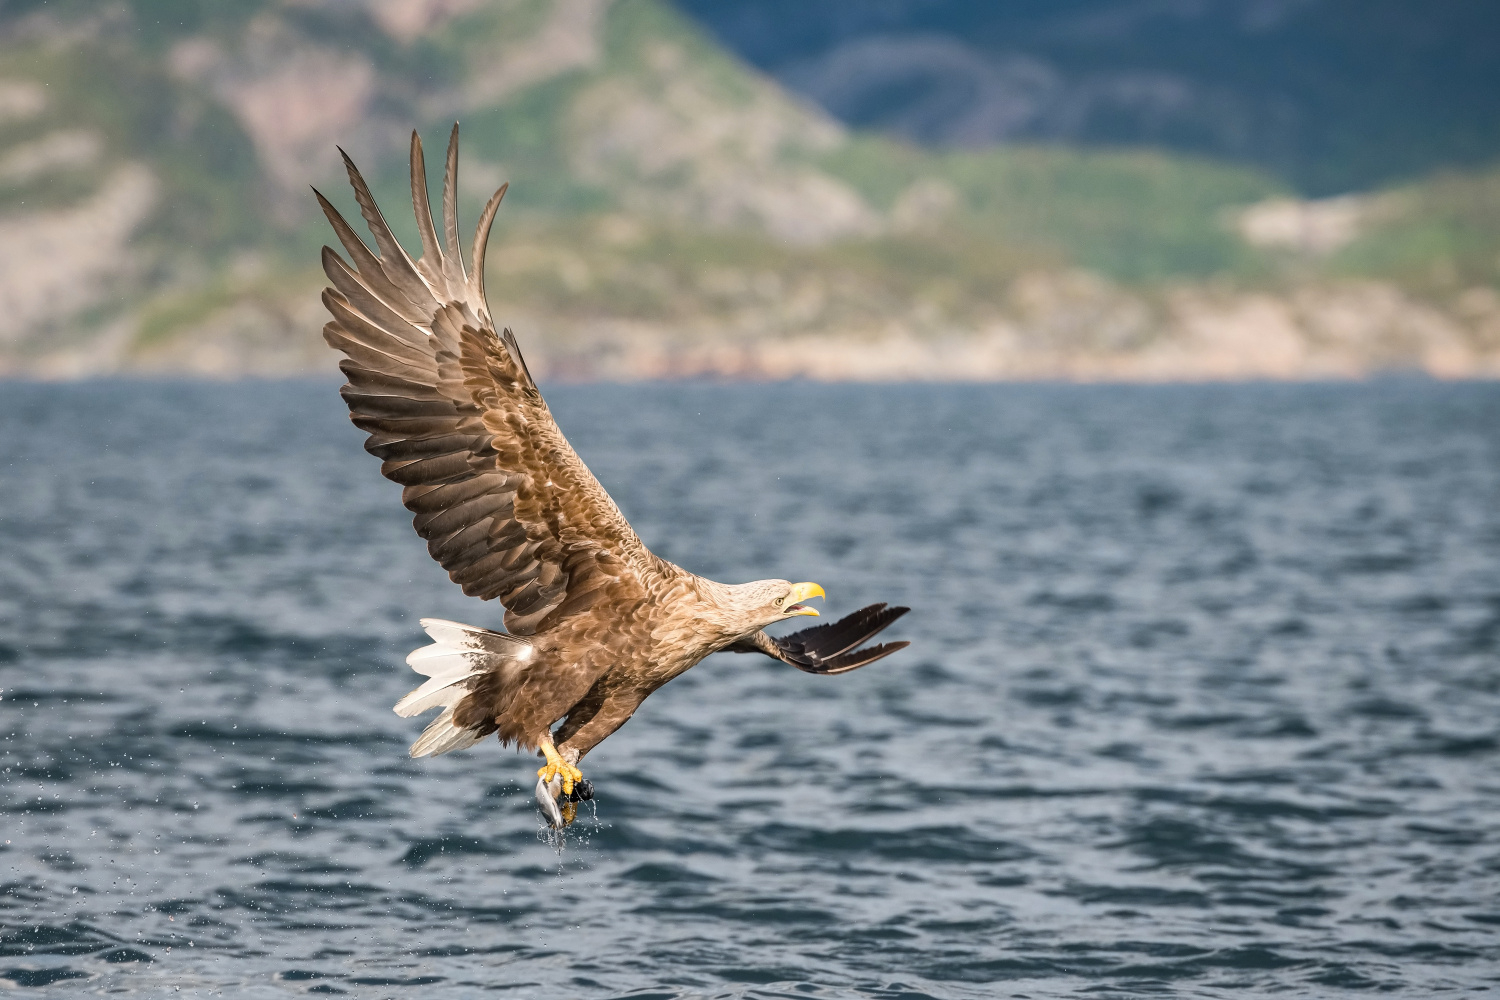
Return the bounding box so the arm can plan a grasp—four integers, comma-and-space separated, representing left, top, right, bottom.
316, 127, 655, 635
731, 603, 910, 675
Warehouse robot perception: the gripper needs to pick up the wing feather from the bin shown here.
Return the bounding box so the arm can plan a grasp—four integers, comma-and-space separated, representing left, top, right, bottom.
732, 604, 910, 675
317, 127, 659, 635
414, 496, 514, 537
322, 252, 427, 341
343, 393, 456, 419
364, 432, 480, 462
340, 366, 449, 401
408, 130, 445, 280
469, 183, 508, 311
335, 147, 434, 317
315, 190, 385, 281
326, 331, 433, 380
796, 641, 911, 675
440, 123, 465, 283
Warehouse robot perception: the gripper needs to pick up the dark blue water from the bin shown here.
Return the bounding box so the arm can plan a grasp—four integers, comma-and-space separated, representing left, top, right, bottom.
2, 379, 1499, 997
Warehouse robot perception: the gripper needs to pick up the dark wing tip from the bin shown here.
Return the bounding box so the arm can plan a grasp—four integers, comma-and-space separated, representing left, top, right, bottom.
768, 602, 911, 675
791, 640, 911, 676
778, 602, 909, 661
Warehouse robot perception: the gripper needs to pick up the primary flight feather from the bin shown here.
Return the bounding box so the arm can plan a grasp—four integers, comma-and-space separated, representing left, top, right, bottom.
315, 126, 908, 824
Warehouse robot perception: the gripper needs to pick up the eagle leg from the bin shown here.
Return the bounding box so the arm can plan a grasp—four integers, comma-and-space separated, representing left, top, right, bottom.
537, 738, 583, 798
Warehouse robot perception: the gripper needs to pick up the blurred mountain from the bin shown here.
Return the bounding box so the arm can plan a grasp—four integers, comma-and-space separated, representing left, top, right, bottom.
0, 0, 1496, 380
673, 0, 1500, 196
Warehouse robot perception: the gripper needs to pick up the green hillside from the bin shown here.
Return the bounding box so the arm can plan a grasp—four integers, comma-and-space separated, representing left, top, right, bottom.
0, 0, 1495, 378
1327, 168, 1500, 293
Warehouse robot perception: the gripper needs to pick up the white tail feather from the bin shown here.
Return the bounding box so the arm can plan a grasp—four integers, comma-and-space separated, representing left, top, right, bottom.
393, 671, 475, 718
410, 707, 486, 757
418, 618, 532, 655
396, 619, 533, 757
406, 644, 477, 673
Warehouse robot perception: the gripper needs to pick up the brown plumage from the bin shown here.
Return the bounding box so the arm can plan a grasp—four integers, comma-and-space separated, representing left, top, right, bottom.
316, 126, 908, 803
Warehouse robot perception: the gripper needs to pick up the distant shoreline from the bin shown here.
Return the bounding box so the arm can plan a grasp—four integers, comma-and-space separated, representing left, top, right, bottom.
2, 368, 1495, 386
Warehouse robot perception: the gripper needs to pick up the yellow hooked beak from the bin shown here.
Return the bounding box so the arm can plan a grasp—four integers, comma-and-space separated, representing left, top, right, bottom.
781, 581, 825, 617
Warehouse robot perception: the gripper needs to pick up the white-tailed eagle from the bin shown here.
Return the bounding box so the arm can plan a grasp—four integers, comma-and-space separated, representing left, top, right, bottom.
315, 127, 908, 825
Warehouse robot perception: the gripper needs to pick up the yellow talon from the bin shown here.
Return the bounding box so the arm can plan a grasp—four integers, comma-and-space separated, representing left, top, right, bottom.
537, 741, 583, 797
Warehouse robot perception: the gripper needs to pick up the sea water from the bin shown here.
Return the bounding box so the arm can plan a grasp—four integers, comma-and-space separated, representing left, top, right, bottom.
1, 379, 1498, 997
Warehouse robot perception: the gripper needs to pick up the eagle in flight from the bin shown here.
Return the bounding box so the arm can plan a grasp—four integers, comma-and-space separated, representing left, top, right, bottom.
315, 127, 909, 825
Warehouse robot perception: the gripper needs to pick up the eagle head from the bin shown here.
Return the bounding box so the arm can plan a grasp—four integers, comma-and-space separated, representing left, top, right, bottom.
729, 578, 825, 628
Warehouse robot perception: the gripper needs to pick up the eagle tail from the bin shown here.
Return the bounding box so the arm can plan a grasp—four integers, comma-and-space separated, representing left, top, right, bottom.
398, 618, 533, 758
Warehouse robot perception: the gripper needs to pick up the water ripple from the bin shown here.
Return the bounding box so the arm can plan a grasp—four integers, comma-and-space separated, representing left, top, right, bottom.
2, 379, 1499, 997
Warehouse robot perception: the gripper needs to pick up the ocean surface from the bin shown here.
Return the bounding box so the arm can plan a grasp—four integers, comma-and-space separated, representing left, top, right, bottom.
1, 378, 1499, 998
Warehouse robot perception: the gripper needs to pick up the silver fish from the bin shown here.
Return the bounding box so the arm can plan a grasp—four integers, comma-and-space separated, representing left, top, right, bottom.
535, 773, 595, 829
535, 773, 565, 828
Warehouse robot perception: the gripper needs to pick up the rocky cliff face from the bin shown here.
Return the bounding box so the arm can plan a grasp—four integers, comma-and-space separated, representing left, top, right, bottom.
0, 0, 1496, 382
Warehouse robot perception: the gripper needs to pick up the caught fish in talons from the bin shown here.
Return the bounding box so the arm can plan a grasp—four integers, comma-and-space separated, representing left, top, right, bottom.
536, 771, 594, 829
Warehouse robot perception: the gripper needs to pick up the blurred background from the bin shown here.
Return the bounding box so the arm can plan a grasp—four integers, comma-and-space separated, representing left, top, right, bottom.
3, 3, 1500, 998
0, 0, 1497, 379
